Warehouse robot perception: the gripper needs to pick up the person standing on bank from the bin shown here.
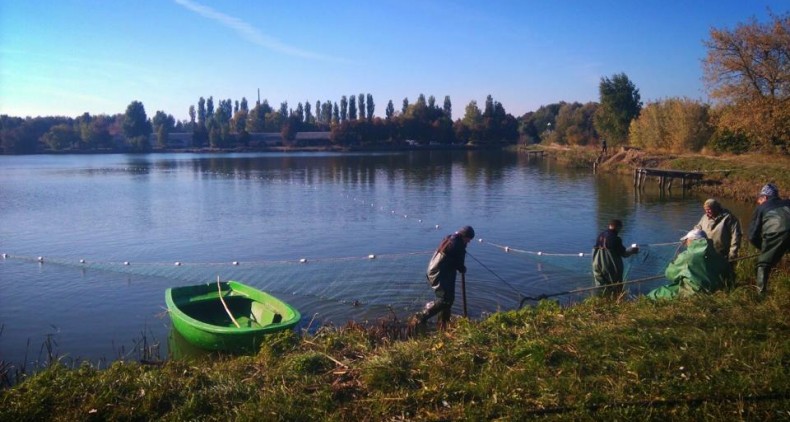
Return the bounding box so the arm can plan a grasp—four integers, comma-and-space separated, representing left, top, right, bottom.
412, 225, 474, 330
694, 198, 742, 262
748, 184, 790, 295
592, 219, 639, 297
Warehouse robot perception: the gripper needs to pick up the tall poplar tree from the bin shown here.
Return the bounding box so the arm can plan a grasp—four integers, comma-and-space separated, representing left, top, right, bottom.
349, 95, 357, 120
443, 96, 452, 120
366, 93, 375, 120
340, 96, 348, 122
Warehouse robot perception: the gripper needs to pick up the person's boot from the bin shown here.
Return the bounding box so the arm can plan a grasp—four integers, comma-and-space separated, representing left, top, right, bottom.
756, 266, 769, 296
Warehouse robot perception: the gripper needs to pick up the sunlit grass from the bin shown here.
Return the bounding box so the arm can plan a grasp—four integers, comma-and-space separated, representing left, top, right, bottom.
2, 266, 788, 420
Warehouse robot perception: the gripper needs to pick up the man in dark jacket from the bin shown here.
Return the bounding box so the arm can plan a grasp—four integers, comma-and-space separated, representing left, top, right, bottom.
412, 225, 474, 330
748, 183, 790, 294
592, 219, 639, 297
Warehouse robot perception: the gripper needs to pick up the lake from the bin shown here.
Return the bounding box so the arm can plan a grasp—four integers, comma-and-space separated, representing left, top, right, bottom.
0, 150, 756, 366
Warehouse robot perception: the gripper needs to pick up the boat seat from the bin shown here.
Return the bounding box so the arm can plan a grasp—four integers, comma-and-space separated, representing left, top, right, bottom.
272, 313, 282, 324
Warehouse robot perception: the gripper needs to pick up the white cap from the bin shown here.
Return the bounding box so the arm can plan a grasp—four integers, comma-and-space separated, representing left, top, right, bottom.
680, 229, 707, 241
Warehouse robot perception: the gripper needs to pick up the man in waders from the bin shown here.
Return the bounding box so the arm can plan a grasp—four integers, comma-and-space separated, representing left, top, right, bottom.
592, 219, 639, 297
411, 225, 474, 330
748, 183, 790, 295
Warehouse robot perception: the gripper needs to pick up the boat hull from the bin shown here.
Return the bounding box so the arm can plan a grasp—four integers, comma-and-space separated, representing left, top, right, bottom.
165, 281, 301, 351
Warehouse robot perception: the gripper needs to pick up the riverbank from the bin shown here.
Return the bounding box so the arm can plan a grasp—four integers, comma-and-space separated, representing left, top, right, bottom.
2, 264, 788, 420
541, 145, 790, 203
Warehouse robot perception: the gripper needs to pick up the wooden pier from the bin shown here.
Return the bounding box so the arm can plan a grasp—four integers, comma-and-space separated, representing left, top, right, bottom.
634, 168, 703, 191
524, 149, 546, 157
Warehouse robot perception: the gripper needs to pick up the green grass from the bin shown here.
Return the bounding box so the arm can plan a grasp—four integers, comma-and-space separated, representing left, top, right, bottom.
2, 265, 789, 420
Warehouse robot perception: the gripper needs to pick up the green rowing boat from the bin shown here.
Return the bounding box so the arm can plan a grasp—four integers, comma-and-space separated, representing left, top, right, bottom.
165, 280, 301, 351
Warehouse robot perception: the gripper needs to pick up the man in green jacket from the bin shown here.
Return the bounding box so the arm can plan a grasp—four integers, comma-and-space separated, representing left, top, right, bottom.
748, 183, 790, 295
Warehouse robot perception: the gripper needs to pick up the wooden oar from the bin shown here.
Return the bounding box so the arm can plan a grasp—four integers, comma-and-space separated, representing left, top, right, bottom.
461, 272, 468, 317
217, 276, 241, 328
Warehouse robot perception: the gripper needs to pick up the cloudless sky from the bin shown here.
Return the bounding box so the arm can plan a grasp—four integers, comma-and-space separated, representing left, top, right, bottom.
0, 0, 786, 121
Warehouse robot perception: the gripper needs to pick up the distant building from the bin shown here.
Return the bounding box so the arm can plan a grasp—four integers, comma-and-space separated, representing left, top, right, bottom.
248, 133, 282, 147
294, 132, 332, 147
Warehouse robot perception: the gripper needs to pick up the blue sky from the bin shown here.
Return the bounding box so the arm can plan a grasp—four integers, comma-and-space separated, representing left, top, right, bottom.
0, 1, 786, 121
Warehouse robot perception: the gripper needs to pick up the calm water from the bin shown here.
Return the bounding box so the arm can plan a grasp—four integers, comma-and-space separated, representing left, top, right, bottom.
0, 151, 755, 365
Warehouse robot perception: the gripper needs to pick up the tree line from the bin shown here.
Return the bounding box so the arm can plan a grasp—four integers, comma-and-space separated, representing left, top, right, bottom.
1, 13, 786, 155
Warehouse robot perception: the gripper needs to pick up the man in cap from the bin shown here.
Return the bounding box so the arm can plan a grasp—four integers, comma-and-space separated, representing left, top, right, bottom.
592, 219, 639, 297
647, 229, 731, 300
694, 198, 742, 263
412, 225, 474, 330
748, 183, 790, 294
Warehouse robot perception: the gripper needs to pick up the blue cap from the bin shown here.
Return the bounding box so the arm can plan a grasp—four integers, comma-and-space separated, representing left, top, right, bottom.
759, 183, 779, 198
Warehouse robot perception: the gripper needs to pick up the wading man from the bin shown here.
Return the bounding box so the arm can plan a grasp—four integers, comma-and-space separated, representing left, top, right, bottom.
412, 225, 474, 330
592, 219, 639, 297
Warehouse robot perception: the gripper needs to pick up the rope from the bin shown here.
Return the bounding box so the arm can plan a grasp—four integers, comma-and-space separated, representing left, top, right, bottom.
515, 252, 762, 308
517, 274, 667, 308
477, 238, 681, 257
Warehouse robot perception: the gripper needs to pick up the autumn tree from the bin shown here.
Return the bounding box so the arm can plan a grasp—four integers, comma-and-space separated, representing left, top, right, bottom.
594, 73, 642, 147
629, 98, 712, 152
703, 13, 789, 152
553, 102, 598, 146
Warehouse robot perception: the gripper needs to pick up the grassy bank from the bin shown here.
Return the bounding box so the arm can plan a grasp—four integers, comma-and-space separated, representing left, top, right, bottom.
2, 264, 789, 420
542, 145, 790, 203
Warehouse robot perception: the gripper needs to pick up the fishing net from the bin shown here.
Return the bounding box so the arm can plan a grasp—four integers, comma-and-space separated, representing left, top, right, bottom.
471, 239, 682, 304
4, 239, 682, 317
4, 252, 435, 314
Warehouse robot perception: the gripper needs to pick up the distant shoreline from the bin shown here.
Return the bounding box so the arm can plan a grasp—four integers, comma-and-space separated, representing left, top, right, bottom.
7, 143, 509, 155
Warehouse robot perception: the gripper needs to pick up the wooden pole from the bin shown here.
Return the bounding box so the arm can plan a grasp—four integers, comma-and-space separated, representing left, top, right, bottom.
217, 276, 241, 328
461, 272, 468, 317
